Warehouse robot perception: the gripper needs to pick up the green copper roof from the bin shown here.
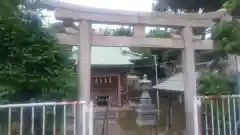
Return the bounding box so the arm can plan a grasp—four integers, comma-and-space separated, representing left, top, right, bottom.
152, 72, 200, 92
71, 46, 140, 65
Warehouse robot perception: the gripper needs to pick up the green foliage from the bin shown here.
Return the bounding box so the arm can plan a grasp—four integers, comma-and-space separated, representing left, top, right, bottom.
146, 29, 170, 38
154, 0, 236, 12
201, 14, 240, 96
197, 21, 240, 96
212, 21, 240, 56
0, 0, 21, 17
104, 27, 132, 36
223, 0, 240, 13
198, 71, 234, 95
0, 0, 75, 102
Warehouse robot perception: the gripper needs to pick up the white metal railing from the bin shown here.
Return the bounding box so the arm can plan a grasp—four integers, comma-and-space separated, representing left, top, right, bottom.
198, 95, 240, 135
0, 101, 93, 135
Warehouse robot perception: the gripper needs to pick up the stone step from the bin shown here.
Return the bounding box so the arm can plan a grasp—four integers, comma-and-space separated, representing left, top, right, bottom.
95, 111, 117, 117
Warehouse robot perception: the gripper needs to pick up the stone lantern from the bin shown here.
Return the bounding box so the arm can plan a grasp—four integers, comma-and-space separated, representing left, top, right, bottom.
136, 74, 157, 127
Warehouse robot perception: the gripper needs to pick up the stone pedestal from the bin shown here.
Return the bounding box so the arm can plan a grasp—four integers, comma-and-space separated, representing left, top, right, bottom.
136, 91, 157, 127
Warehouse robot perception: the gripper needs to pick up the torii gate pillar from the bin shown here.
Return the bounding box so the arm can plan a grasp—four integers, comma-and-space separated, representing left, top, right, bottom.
77, 20, 91, 101
181, 26, 199, 135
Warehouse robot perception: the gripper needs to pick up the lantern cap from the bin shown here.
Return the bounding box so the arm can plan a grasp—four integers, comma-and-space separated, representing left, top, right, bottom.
139, 74, 152, 84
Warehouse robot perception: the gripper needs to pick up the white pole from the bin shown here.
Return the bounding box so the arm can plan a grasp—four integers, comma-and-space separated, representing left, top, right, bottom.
153, 55, 160, 120
235, 55, 240, 130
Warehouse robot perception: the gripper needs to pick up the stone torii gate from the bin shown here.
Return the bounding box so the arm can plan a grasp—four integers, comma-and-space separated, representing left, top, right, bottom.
43, 1, 227, 135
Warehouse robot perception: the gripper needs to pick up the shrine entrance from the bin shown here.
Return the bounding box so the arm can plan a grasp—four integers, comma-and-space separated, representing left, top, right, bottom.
42, 1, 228, 134
91, 75, 118, 106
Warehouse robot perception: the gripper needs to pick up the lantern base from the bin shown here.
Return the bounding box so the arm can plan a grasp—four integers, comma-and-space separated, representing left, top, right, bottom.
136, 119, 156, 127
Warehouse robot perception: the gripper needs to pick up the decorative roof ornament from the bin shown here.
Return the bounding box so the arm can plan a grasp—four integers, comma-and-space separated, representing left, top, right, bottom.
121, 47, 143, 57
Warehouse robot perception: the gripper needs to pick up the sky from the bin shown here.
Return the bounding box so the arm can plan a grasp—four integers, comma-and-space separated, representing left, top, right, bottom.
46, 0, 153, 29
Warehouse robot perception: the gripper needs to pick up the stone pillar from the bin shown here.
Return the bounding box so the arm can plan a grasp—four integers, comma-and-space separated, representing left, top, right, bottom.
77, 20, 91, 101
181, 27, 199, 135
133, 24, 145, 37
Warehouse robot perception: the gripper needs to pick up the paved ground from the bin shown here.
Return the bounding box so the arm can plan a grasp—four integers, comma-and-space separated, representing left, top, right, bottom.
94, 109, 127, 135
66, 106, 126, 135
94, 120, 127, 135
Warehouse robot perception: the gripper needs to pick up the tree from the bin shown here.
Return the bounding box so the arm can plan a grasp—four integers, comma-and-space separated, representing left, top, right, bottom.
0, 0, 75, 102
153, 0, 239, 13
